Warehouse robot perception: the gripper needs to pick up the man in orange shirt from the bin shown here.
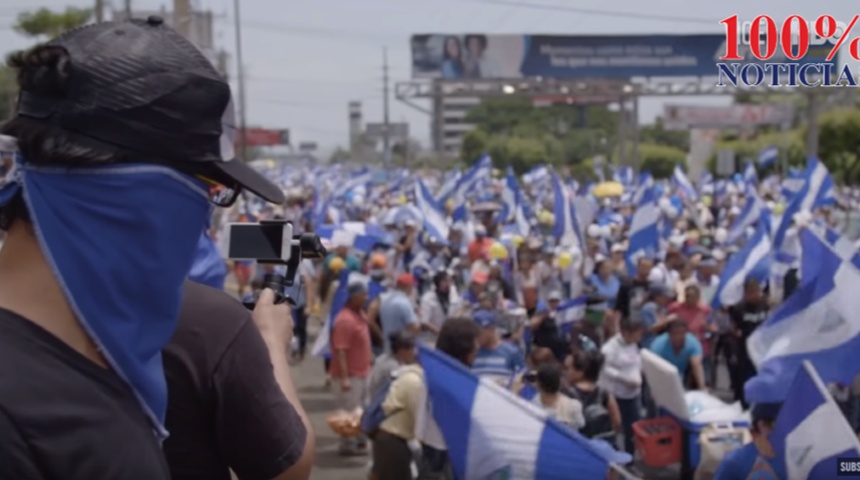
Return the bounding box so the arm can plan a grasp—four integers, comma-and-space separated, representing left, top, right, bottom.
330, 281, 372, 455
467, 224, 494, 263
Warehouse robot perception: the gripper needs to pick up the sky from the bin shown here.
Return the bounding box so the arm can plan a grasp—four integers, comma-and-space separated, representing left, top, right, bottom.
0, 0, 857, 155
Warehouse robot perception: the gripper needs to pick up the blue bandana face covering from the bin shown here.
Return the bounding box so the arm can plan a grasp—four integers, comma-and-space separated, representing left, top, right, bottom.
0, 135, 210, 438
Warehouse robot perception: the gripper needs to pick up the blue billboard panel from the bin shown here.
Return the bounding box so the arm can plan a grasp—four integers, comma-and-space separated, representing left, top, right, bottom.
410, 34, 830, 79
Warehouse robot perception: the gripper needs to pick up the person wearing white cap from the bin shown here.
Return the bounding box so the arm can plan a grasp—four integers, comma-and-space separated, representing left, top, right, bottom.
609, 243, 627, 277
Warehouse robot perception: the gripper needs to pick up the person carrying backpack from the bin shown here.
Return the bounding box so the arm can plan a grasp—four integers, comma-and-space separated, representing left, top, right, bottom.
563, 350, 620, 441
365, 318, 481, 480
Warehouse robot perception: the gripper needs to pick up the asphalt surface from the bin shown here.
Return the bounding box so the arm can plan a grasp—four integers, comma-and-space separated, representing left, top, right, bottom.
225, 279, 722, 480
292, 317, 704, 480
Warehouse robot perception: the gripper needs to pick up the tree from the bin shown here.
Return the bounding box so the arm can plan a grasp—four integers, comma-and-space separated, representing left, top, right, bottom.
638, 143, 686, 179
486, 135, 561, 174
818, 108, 860, 184
328, 147, 350, 164
14, 7, 92, 39
462, 98, 618, 171
0, 7, 93, 121
706, 128, 806, 175
639, 117, 689, 151
460, 129, 489, 164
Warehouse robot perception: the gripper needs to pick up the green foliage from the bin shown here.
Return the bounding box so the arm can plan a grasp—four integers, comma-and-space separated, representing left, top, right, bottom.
639, 118, 689, 151
818, 108, 860, 184
15, 7, 92, 39
460, 98, 617, 173
706, 129, 806, 176
460, 129, 489, 166
638, 143, 687, 179
569, 158, 598, 183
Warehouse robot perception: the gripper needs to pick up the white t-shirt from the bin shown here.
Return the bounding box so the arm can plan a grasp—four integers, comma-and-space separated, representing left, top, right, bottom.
598, 335, 642, 400
648, 263, 678, 291
532, 394, 585, 430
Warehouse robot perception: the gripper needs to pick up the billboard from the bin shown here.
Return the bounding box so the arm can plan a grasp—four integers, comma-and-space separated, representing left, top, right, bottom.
410, 34, 829, 80
663, 105, 794, 130
239, 128, 290, 147
365, 122, 409, 141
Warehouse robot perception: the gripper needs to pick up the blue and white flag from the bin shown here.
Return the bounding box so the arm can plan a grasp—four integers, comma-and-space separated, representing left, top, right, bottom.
499, 167, 531, 236
672, 165, 697, 200
316, 222, 393, 253
746, 228, 860, 402
523, 165, 549, 185
332, 168, 373, 198
742, 161, 758, 185
551, 173, 584, 249
712, 222, 771, 309
625, 185, 660, 275
418, 345, 631, 480
770, 361, 860, 480
631, 172, 653, 206
556, 295, 588, 335
727, 185, 765, 245
452, 154, 492, 202
613, 165, 634, 187
310, 270, 369, 357
758, 145, 779, 168
772, 157, 836, 261
415, 178, 450, 242
436, 169, 462, 204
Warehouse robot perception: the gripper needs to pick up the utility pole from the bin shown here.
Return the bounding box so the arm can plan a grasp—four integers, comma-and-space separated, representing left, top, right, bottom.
233, 0, 248, 162
382, 47, 391, 170
95, 0, 104, 22
124, 0, 132, 18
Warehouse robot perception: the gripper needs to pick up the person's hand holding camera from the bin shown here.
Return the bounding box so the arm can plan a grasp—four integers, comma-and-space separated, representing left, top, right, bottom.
252, 288, 294, 352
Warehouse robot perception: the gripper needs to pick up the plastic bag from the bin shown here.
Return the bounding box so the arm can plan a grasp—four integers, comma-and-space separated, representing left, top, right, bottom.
326, 408, 363, 437
685, 391, 747, 424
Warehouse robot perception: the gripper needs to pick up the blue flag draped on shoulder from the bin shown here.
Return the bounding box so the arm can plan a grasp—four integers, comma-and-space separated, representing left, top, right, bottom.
418, 345, 631, 479
770, 361, 860, 479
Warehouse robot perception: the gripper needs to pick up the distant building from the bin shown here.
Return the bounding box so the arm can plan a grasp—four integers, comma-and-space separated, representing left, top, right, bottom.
435, 96, 480, 157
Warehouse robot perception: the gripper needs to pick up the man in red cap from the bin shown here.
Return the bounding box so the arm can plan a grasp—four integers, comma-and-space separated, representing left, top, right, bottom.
379, 273, 420, 353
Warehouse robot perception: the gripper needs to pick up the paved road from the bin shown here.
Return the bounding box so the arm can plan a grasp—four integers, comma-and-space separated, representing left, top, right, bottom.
294, 320, 370, 480
291, 317, 731, 480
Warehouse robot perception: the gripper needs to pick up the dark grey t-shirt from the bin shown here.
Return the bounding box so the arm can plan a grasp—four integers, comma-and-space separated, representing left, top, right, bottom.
162, 281, 307, 480
0, 308, 170, 480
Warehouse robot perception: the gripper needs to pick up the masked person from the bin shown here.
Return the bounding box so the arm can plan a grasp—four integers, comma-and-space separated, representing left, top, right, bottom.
0, 17, 292, 478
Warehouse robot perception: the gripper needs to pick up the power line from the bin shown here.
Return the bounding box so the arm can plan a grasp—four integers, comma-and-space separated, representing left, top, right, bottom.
245, 75, 377, 86
455, 0, 714, 25
216, 16, 406, 44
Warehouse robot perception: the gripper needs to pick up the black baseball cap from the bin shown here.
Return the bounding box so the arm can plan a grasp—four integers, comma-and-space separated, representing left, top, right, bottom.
14, 16, 285, 205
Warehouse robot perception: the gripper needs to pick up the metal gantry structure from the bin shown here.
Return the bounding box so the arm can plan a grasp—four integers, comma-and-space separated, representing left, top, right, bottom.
395, 78, 846, 164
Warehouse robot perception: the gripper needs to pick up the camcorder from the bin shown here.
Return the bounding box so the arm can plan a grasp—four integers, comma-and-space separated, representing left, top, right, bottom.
224, 220, 326, 309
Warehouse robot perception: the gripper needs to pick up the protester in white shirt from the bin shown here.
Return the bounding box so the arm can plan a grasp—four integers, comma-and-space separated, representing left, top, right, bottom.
532, 363, 584, 430
598, 317, 646, 456
418, 271, 458, 345
648, 250, 682, 292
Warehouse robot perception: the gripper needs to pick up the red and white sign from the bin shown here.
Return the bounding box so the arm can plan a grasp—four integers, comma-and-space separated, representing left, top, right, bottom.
662, 105, 794, 130
238, 128, 290, 147
719, 14, 860, 62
